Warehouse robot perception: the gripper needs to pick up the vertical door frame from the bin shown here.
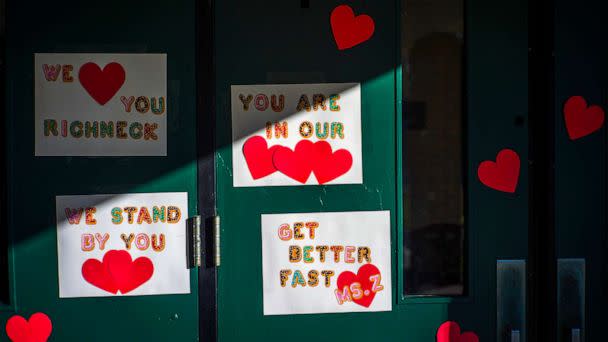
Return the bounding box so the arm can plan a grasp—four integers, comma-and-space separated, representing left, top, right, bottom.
528, 0, 557, 340
0, 0, 10, 305
197, 0, 218, 341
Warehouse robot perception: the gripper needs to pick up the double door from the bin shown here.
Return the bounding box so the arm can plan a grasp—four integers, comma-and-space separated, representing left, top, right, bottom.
3, 0, 606, 341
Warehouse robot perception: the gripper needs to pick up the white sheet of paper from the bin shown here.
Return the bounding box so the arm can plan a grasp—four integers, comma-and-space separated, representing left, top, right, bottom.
56, 193, 190, 298
232, 83, 362, 187
35, 53, 167, 156
261, 211, 391, 315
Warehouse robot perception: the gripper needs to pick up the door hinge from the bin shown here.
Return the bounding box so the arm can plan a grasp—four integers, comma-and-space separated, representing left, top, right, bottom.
186, 215, 220, 268
212, 215, 221, 267
187, 215, 202, 268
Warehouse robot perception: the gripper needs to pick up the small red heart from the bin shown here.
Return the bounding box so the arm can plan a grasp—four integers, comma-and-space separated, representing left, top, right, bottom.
243, 136, 283, 180
330, 5, 375, 50
563, 95, 605, 140
312, 141, 353, 184
336, 264, 382, 308
273, 140, 315, 183
78, 62, 125, 105
436, 321, 479, 342
6, 313, 52, 342
82, 250, 154, 294
477, 149, 520, 193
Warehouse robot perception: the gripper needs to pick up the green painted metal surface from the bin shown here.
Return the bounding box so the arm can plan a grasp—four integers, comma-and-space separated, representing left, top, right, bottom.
4, 0, 199, 340
215, 0, 528, 341
2, 0, 533, 340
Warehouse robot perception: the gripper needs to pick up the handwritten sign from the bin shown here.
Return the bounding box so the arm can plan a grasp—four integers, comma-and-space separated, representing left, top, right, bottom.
232, 83, 362, 187
35, 54, 167, 156
56, 193, 189, 298
261, 211, 391, 315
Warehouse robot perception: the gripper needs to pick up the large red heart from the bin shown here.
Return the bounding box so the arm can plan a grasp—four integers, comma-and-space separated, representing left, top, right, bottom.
6, 313, 52, 342
273, 140, 315, 183
82, 250, 154, 294
330, 5, 375, 50
312, 141, 353, 184
563, 95, 605, 140
243, 136, 283, 180
78, 62, 125, 105
436, 321, 479, 342
336, 264, 382, 308
477, 148, 520, 193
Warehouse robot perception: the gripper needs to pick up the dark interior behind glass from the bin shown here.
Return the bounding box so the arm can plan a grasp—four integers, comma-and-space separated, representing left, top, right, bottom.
402, 0, 465, 296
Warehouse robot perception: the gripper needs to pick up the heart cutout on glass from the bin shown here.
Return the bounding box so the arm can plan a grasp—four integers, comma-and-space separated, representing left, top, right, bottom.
243, 136, 284, 180
5, 313, 52, 342
330, 5, 375, 50
78, 62, 126, 105
563, 95, 605, 140
436, 321, 479, 342
336, 263, 383, 308
477, 148, 520, 193
82, 249, 154, 294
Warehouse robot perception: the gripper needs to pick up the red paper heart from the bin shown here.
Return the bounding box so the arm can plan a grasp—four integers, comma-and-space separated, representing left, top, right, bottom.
6, 313, 52, 342
436, 321, 479, 342
78, 62, 125, 105
243, 136, 283, 180
312, 141, 353, 184
477, 149, 520, 193
81, 257, 118, 294
273, 140, 315, 183
336, 264, 381, 308
82, 250, 154, 294
563, 95, 605, 140
330, 5, 375, 50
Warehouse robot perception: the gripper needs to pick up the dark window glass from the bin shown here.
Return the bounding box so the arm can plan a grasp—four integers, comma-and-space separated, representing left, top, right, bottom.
402, 0, 465, 296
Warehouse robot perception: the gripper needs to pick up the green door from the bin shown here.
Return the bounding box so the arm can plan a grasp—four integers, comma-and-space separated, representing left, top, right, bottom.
215, 0, 528, 341
4, 0, 199, 340
553, 0, 608, 340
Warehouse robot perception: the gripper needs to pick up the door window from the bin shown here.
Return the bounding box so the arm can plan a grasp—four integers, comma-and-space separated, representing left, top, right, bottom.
401, 0, 466, 296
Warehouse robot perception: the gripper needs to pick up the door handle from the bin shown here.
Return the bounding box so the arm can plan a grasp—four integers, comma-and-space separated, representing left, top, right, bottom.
557, 259, 585, 342
510, 329, 520, 342
571, 328, 581, 342
497, 260, 526, 342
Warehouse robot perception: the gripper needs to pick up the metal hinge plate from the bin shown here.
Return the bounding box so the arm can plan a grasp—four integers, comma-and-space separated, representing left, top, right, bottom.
186, 215, 201, 268
186, 215, 220, 268
212, 215, 220, 267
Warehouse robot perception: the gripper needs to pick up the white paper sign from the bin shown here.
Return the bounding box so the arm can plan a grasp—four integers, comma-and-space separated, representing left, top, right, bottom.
261, 211, 391, 315
56, 193, 190, 298
35, 53, 167, 156
232, 83, 362, 187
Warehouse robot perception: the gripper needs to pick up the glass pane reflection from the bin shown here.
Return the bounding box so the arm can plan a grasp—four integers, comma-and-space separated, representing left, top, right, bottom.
402, 0, 465, 296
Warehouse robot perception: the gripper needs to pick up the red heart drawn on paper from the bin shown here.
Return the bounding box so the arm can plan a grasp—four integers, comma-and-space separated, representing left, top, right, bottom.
78, 62, 125, 105
273, 140, 315, 183
82, 250, 154, 294
563, 95, 605, 140
477, 149, 520, 193
330, 5, 375, 50
312, 140, 353, 184
6, 313, 52, 342
436, 321, 479, 342
336, 264, 383, 308
243, 136, 284, 180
